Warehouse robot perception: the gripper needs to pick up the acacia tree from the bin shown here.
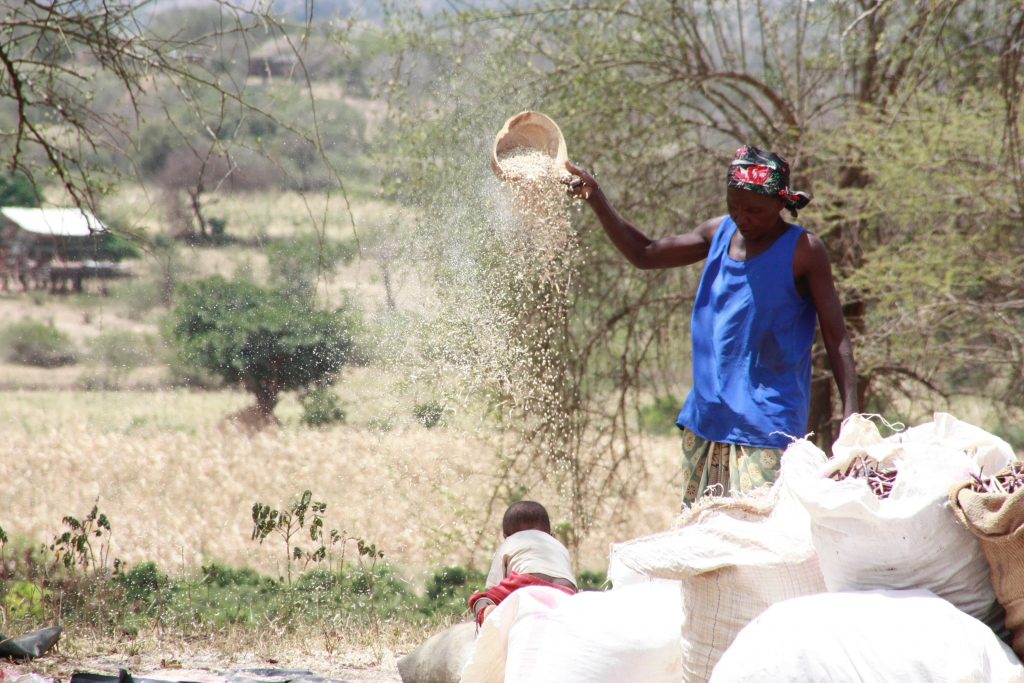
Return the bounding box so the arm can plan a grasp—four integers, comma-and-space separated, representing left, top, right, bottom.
155, 145, 283, 240
170, 276, 355, 421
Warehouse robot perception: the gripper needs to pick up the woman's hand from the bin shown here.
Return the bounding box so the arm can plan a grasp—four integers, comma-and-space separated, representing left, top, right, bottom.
564, 160, 599, 201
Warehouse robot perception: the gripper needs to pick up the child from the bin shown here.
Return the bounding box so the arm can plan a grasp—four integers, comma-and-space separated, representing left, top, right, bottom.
468, 500, 577, 625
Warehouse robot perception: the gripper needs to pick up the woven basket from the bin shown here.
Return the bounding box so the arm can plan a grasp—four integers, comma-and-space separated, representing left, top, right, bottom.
491, 111, 568, 180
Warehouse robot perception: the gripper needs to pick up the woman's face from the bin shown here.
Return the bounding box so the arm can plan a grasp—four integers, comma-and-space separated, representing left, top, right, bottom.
726, 186, 786, 241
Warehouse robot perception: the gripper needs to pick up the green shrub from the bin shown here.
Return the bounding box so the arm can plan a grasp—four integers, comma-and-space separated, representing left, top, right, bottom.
420, 565, 485, 618
0, 172, 42, 207
577, 570, 609, 591
201, 562, 267, 588
89, 330, 157, 371
413, 401, 446, 428
342, 564, 414, 618
424, 565, 480, 600
296, 567, 339, 593
208, 217, 229, 244
2, 580, 46, 619
95, 232, 142, 261
118, 561, 169, 602
300, 387, 346, 427
0, 320, 77, 367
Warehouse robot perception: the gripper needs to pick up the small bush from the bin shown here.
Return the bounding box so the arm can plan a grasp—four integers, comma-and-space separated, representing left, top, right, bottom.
82, 330, 159, 388
297, 567, 339, 593
201, 562, 267, 588
420, 565, 485, 618
208, 217, 229, 244
169, 276, 355, 417
342, 564, 414, 618
300, 387, 346, 427
424, 565, 479, 600
119, 561, 169, 602
3, 580, 46, 619
0, 320, 77, 367
95, 232, 143, 261
89, 330, 158, 371
0, 172, 42, 207
577, 570, 609, 591
413, 401, 446, 428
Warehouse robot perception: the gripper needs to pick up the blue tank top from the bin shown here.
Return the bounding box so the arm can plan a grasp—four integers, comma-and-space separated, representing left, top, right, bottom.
676, 216, 817, 449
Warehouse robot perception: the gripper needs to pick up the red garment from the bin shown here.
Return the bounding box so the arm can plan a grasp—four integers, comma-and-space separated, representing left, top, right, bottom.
468, 572, 576, 625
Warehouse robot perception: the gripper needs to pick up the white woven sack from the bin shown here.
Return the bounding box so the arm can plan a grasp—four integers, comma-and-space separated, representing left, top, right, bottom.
608, 486, 825, 682
781, 413, 1011, 629
710, 590, 1024, 683
459, 581, 683, 683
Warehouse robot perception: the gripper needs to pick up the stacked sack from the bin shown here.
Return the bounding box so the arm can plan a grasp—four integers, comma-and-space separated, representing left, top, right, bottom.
607, 484, 826, 681
441, 412, 1022, 683
707, 412, 1024, 682
779, 412, 1013, 633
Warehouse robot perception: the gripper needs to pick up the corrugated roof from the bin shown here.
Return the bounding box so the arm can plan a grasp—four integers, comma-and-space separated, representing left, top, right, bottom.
0, 207, 108, 237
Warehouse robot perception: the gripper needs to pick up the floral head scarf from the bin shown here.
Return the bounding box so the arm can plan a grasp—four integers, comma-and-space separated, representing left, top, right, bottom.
727, 145, 811, 217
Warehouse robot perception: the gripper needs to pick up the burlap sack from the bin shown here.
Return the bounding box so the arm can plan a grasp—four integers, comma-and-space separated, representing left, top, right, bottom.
951, 481, 1024, 659
397, 621, 476, 683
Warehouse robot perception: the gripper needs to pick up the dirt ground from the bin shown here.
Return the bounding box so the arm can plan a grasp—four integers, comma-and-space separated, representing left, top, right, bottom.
3, 657, 402, 683
0, 626, 421, 683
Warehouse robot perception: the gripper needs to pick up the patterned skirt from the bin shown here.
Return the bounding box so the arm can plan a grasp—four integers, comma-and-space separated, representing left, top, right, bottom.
680, 427, 783, 506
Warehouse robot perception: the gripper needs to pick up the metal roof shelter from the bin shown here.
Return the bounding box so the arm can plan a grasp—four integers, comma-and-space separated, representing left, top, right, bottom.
0, 207, 107, 237
0, 207, 119, 292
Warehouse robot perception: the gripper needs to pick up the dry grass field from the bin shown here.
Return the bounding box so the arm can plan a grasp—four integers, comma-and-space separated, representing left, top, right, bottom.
0, 385, 682, 581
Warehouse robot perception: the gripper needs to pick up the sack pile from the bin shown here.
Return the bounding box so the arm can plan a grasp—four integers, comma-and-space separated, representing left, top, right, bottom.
408, 413, 1023, 683
605, 412, 1022, 682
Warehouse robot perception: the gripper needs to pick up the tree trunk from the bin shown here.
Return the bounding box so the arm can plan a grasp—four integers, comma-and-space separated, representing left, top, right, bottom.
254, 380, 279, 417
187, 185, 208, 239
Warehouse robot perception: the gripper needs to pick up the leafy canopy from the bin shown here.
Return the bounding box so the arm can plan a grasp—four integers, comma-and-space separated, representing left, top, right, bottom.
170, 276, 354, 402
